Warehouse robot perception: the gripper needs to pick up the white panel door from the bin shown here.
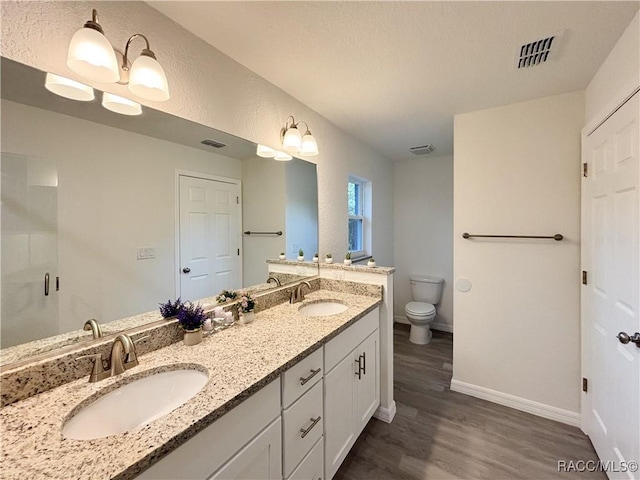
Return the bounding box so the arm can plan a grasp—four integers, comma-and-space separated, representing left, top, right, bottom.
179, 175, 240, 302
324, 351, 357, 480
210, 418, 282, 480
354, 330, 380, 433
583, 91, 639, 479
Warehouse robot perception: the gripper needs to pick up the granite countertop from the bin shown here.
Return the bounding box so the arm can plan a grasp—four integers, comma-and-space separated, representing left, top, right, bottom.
0, 289, 381, 480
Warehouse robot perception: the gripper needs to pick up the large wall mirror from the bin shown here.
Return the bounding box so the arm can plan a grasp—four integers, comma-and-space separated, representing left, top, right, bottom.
0, 58, 319, 365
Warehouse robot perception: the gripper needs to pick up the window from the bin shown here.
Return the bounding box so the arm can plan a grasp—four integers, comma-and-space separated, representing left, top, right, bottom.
348, 176, 371, 258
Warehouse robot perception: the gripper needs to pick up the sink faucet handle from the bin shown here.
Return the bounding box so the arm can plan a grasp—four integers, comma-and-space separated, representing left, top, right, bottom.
132, 335, 150, 345
76, 353, 109, 383
128, 335, 149, 364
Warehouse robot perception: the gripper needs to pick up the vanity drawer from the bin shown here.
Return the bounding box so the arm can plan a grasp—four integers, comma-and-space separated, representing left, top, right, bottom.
287, 437, 324, 480
282, 348, 323, 408
283, 381, 324, 477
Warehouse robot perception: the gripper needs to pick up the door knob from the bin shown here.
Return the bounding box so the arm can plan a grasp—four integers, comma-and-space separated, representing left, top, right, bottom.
182, 267, 191, 274
617, 332, 640, 348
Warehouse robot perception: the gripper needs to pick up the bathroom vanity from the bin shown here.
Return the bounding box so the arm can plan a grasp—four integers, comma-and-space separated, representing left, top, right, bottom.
0, 285, 382, 480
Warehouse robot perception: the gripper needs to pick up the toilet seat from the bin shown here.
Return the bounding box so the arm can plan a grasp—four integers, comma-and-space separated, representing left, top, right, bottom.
405, 301, 435, 316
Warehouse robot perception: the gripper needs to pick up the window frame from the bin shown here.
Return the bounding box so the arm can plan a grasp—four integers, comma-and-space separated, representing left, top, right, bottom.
348, 175, 370, 259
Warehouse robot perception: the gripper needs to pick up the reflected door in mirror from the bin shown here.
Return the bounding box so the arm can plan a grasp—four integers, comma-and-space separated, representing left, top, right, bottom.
178, 175, 241, 302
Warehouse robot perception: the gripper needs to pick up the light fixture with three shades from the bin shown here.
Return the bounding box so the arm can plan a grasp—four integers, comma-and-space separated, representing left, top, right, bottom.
45, 8, 170, 116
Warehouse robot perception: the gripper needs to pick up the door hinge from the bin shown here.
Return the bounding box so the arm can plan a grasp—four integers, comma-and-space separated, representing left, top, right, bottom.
582, 377, 588, 393
582, 271, 588, 285
237, 248, 240, 256
582, 162, 588, 178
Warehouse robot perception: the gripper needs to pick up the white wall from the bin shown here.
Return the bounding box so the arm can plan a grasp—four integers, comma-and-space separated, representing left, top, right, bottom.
585, 11, 640, 123
2, 99, 241, 334
241, 157, 286, 287
393, 155, 453, 332
0, 1, 394, 266
452, 91, 584, 422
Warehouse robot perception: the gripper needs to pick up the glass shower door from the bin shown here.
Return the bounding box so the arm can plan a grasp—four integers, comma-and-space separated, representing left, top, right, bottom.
1, 152, 59, 348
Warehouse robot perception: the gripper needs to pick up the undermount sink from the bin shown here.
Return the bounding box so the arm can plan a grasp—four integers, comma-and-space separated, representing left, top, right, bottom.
299, 301, 348, 317
62, 368, 208, 440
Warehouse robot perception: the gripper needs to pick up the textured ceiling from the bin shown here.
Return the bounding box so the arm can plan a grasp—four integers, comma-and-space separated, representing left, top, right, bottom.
149, 1, 639, 161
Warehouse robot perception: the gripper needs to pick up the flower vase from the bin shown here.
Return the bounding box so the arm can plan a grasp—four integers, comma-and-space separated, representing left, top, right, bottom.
183, 328, 203, 346
241, 311, 256, 324
344, 259, 352, 266
325, 257, 333, 264
279, 254, 286, 260
367, 260, 376, 268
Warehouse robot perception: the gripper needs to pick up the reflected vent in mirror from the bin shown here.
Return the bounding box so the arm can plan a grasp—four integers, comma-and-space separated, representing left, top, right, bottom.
200, 139, 226, 148
409, 144, 435, 155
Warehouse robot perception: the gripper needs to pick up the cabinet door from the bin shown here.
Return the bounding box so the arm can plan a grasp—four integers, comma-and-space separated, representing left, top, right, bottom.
209, 418, 282, 480
324, 350, 357, 480
354, 330, 380, 434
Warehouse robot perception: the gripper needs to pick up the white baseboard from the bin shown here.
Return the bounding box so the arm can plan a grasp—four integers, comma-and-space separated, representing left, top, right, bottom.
431, 322, 453, 333
450, 379, 581, 427
393, 315, 453, 333
374, 401, 397, 423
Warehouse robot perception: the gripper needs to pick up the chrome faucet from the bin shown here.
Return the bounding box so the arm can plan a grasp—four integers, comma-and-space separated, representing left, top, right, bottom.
290, 281, 312, 304
83, 318, 103, 339
76, 333, 145, 383
266, 275, 282, 286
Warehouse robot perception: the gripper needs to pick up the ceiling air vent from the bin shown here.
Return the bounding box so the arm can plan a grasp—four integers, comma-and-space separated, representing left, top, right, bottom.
516, 32, 561, 69
409, 144, 436, 155
200, 139, 226, 148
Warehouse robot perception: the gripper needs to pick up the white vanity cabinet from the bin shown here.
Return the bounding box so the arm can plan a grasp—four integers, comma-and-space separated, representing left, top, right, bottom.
324, 310, 380, 480
136, 380, 282, 480
136, 307, 379, 480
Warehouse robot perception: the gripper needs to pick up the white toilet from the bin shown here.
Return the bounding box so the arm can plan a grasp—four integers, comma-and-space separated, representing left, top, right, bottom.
404, 275, 444, 345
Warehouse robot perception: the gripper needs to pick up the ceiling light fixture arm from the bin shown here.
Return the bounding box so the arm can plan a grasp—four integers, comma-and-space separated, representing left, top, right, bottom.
122, 33, 156, 71
83, 9, 104, 34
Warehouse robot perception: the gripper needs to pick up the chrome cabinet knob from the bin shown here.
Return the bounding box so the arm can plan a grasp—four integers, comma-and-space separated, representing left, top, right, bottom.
617, 332, 640, 347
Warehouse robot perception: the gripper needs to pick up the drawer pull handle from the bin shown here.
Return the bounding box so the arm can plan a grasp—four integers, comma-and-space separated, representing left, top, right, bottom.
300, 416, 321, 438
360, 352, 366, 375
300, 368, 321, 385
355, 357, 362, 380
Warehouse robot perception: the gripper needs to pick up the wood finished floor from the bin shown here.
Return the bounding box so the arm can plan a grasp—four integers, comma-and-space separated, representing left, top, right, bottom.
333, 324, 605, 480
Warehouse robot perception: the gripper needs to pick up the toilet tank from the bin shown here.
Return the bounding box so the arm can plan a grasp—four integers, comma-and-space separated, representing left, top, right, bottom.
410, 275, 444, 304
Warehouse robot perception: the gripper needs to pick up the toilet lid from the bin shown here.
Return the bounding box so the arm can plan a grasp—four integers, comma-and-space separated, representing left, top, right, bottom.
405, 302, 435, 316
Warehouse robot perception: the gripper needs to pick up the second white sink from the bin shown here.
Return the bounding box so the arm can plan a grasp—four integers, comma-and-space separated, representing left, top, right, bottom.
62, 368, 208, 440
299, 301, 348, 317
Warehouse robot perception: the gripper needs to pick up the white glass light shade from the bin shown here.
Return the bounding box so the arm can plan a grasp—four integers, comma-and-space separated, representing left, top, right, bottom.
102, 92, 142, 116
282, 126, 302, 154
300, 132, 319, 156
128, 55, 170, 101
44, 73, 95, 101
274, 151, 293, 161
256, 144, 276, 158
67, 27, 119, 83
